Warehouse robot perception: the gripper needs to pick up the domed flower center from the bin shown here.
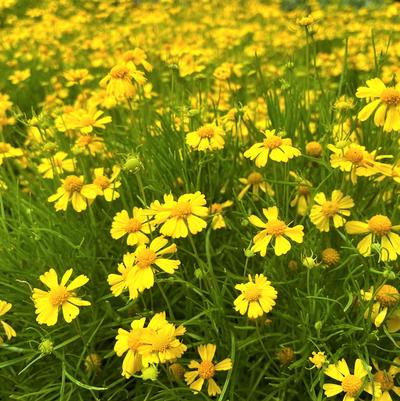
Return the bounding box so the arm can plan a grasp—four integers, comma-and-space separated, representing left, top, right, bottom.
341, 374, 362, 396
247, 172, 263, 184
198, 360, 216, 379
344, 148, 364, 164
80, 117, 96, 127
171, 201, 192, 218
49, 286, 70, 306
211, 203, 222, 213
136, 248, 157, 269
63, 175, 83, 193
263, 135, 283, 149
0, 142, 11, 153
376, 284, 399, 307
374, 370, 394, 391
306, 141, 322, 156
93, 175, 110, 189
368, 214, 392, 235
197, 126, 215, 138
381, 88, 400, 106
127, 332, 141, 352
321, 248, 340, 265
110, 65, 130, 79
152, 333, 171, 352
321, 201, 340, 217
124, 218, 142, 233
244, 283, 262, 302
298, 185, 310, 195
264, 220, 287, 235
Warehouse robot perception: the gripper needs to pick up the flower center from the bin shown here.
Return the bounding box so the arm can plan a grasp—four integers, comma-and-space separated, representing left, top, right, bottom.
127, 332, 141, 352
49, 286, 70, 306
244, 283, 262, 302
368, 214, 392, 235
136, 248, 157, 269
264, 220, 287, 235
381, 88, 400, 106
0, 142, 11, 153
341, 374, 362, 396
211, 203, 222, 213
247, 172, 263, 184
263, 135, 283, 149
110, 65, 130, 79
124, 218, 142, 233
151, 333, 171, 352
321, 248, 340, 265
376, 285, 399, 307
198, 360, 216, 379
63, 175, 83, 193
321, 201, 340, 217
197, 126, 215, 138
171, 202, 192, 218
374, 370, 394, 391
80, 117, 96, 127
344, 148, 364, 164
78, 135, 95, 145
93, 175, 110, 189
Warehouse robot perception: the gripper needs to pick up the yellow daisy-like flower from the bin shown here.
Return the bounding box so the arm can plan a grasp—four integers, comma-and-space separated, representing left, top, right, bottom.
122, 48, 153, 72
310, 190, 354, 232
127, 236, 180, 299
184, 344, 232, 397
356, 77, 400, 132
0, 142, 23, 165
249, 206, 304, 256
114, 317, 146, 378
110, 207, 153, 245
73, 134, 105, 156
32, 268, 91, 326
323, 358, 381, 400
186, 123, 225, 151
0, 300, 16, 343
138, 312, 186, 366
243, 129, 301, 167
345, 214, 400, 261
373, 358, 400, 401
92, 166, 121, 202
67, 109, 112, 134
309, 351, 326, 369
210, 200, 233, 230
9, 68, 30, 85
107, 252, 136, 299
150, 192, 208, 238
238, 171, 274, 201
63, 68, 92, 87
234, 274, 277, 319
48, 175, 99, 212
38, 151, 75, 179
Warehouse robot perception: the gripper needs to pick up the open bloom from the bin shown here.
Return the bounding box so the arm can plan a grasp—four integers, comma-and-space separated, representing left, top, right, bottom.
111, 207, 153, 245
310, 190, 354, 232
249, 206, 304, 256
150, 192, 208, 238
0, 142, 23, 165
67, 109, 112, 134
38, 151, 75, 179
345, 214, 400, 261
48, 175, 99, 212
186, 123, 225, 151
184, 344, 232, 396
107, 252, 136, 298
63, 68, 92, 86
92, 167, 121, 201
373, 358, 400, 401
244, 129, 301, 167
323, 358, 381, 400
234, 274, 277, 319
32, 268, 90, 326
238, 171, 274, 201
356, 77, 400, 132
0, 300, 16, 343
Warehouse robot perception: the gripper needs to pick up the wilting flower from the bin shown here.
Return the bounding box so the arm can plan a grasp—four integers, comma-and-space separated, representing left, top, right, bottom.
0, 301, 16, 343
32, 268, 90, 326
238, 171, 274, 201
249, 206, 304, 256
234, 274, 277, 319
186, 123, 225, 151
184, 344, 232, 396
92, 166, 121, 201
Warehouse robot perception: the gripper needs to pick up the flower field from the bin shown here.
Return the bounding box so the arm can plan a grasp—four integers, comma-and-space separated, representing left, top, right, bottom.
2, 0, 400, 399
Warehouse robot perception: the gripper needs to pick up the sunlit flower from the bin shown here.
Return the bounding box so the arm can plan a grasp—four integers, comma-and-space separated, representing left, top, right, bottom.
238, 171, 274, 201
9, 68, 30, 84
122, 48, 153, 72
63, 69, 92, 86
92, 166, 121, 201
38, 151, 75, 179
32, 268, 90, 326
67, 109, 112, 134
108, 252, 135, 298
0, 300, 16, 343
186, 123, 225, 151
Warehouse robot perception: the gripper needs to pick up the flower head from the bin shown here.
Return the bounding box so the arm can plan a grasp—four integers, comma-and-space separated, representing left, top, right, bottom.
92, 166, 121, 201
309, 351, 326, 369
186, 123, 225, 151
38, 151, 75, 179
0, 300, 16, 343
238, 171, 274, 201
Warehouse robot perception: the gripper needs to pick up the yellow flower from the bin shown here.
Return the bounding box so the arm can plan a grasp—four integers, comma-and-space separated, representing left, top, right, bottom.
186, 123, 225, 151
114, 317, 146, 378
373, 358, 400, 401
289, 172, 312, 216
122, 48, 153, 72
48, 175, 99, 212
210, 200, 233, 230
321, 248, 340, 266
9, 68, 30, 85
323, 358, 381, 400
150, 192, 208, 238
184, 344, 232, 396
63, 68, 92, 86
38, 151, 75, 179
305, 141, 323, 157
345, 214, 400, 261
73, 134, 105, 156
356, 77, 400, 132
0, 300, 16, 343
67, 109, 112, 134
107, 253, 136, 298
249, 206, 304, 256
138, 312, 186, 366
110, 207, 153, 245
127, 236, 180, 299
92, 166, 121, 201
32, 268, 90, 326
310, 190, 354, 232
243, 129, 301, 167
234, 274, 277, 319
238, 171, 274, 201
309, 351, 326, 369
0, 142, 23, 165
